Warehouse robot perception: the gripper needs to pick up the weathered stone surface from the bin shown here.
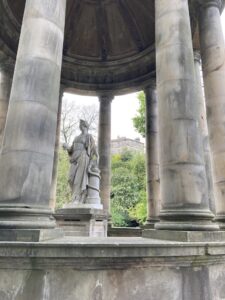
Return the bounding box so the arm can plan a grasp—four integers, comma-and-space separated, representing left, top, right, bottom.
108, 227, 142, 237
155, 0, 216, 230
49, 88, 64, 209
0, 228, 63, 242
0, 0, 66, 228
199, 0, 225, 227
55, 208, 108, 237
0, 237, 222, 299
145, 86, 160, 227
0, 66, 12, 147
143, 229, 225, 242
98, 95, 113, 212
194, 51, 216, 214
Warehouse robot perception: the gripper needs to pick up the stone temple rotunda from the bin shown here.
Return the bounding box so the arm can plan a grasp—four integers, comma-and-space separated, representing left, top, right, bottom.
1, 0, 225, 298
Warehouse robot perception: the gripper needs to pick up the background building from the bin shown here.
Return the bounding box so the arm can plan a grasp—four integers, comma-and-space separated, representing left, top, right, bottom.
111, 137, 144, 155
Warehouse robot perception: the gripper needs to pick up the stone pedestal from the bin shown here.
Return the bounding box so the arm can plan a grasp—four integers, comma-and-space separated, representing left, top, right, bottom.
0, 0, 66, 232
155, 0, 217, 230
55, 208, 108, 237
199, 0, 225, 228
145, 86, 160, 228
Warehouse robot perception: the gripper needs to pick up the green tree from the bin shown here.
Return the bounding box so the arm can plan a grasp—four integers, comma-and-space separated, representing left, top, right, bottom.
129, 191, 147, 225
56, 148, 71, 208
56, 148, 148, 226
111, 150, 147, 227
132, 92, 146, 137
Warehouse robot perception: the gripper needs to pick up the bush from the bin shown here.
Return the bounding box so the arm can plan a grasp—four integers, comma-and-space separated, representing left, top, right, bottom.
111, 150, 147, 227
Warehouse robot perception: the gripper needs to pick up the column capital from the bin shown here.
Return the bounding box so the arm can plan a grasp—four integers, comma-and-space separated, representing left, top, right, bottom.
98, 94, 114, 103
198, 0, 222, 10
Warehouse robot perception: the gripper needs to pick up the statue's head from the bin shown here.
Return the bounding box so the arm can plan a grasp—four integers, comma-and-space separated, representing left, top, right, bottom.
79, 119, 89, 131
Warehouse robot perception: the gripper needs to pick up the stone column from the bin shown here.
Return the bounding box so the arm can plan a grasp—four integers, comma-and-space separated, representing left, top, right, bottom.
0, 63, 13, 146
145, 86, 160, 227
194, 51, 216, 214
0, 0, 66, 229
155, 0, 217, 230
198, 0, 225, 227
49, 88, 64, 209
98, 94, 113, 212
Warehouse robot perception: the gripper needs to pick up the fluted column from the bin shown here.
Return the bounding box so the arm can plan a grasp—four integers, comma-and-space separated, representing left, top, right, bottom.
155, 0, 217, 230
49, 88, 64, 209
145, 86, 160, 227
0, 64, 13, 146
0, 0, 66, 229
98, 94, 113, 212
199, 0, 225, 227
194, 51, 216, 214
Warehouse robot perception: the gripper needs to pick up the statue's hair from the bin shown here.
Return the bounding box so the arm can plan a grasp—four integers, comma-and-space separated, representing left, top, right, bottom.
80, 119, 89, 129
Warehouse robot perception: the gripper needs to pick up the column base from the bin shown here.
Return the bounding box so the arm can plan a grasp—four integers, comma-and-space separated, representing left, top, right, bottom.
55, 208, 108, 237
155, 221, 219, 231
0, 205, 56, 229
144, 218, 159, 229
156, 209, 218, 231
143, 229, 225, 242
214, 215, 225, 230
0, 228, 63, 242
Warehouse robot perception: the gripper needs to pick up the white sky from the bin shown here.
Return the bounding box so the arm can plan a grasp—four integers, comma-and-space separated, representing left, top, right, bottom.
63, 92, 140, 140
64, 11, 225, 140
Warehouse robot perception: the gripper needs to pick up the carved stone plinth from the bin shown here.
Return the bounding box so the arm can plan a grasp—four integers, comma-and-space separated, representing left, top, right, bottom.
55, 208, 108, 237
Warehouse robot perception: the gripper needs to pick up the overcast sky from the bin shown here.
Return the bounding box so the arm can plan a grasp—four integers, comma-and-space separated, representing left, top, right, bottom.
64, 11, 225, 141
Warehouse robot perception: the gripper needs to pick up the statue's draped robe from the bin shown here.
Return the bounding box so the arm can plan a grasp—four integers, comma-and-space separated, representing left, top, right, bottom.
68, 134, 96, 203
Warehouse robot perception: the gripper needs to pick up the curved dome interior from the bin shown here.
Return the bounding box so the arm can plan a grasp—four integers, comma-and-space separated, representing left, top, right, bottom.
6, 0, 155, 63
0, 0, 201, 95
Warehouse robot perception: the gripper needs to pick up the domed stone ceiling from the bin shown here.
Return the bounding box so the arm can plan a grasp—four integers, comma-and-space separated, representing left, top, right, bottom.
0, 0, 199, 95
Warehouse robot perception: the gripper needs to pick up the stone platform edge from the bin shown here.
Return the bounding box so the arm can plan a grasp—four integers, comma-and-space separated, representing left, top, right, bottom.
0, 237, 224, 269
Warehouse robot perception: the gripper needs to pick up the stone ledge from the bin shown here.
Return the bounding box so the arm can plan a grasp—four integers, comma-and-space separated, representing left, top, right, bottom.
142, 229, 225, 242
0, 228, 64, 242
0, 237, 223, 269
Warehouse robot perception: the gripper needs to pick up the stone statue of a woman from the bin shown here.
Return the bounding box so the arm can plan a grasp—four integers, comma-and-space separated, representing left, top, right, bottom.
63, 119, 99, 205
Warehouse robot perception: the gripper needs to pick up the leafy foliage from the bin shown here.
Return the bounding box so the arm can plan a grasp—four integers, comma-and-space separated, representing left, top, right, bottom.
132, 92, 146, 137
111, 150, 147, 227
129, 191, 147, 225
56, 148, 71, 208
56, 148, 147, 226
